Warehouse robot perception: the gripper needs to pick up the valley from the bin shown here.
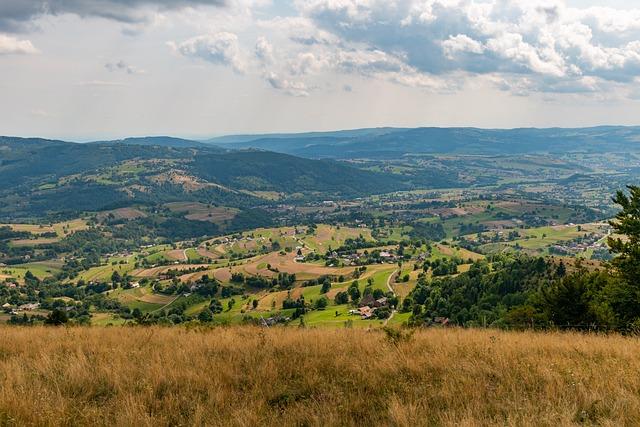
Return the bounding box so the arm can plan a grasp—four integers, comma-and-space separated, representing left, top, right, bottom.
0, 127, 638, 329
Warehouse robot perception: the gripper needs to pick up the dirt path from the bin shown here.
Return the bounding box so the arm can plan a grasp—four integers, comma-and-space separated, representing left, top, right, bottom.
384, 269, 398, 326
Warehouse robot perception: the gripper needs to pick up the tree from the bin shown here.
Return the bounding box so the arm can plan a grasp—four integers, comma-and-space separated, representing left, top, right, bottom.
314, 297, 328, 310
375, 306, 392, 319
209, 299, 223, 314
320, 279, 331, 294
540, 274, 598, 327
111, 270, 121, 284
198, 308, 213, 322
348, 282, 361, 303
609, 185, 640, 286
252, 299, 259, 309
556, 261, 566, 277
46, 309, 68, 325
334, 291, 349, 305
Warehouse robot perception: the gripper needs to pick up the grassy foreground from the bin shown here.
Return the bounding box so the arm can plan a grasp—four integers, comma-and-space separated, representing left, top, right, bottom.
0, 327, 639, 426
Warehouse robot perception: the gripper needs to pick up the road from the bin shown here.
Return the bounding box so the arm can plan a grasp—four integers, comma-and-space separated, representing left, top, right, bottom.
383, 269, 398, 326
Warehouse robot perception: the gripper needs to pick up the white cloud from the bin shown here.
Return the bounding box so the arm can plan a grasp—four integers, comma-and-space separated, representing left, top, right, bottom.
255, 36, 274, 65
288, 52, 328, 76
265, 72, 309, 96
0, 34, 38, 55
442, 34, 484, 58
170, 32, 246, 73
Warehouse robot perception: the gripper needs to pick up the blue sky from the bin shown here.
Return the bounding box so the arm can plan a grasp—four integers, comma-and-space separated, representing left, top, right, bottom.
2, 0, 640, 140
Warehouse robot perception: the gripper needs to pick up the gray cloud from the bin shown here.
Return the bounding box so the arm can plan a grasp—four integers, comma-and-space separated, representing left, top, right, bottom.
299, 0, 640, 94
0, 0, 226, 32
105, 60, 146, 75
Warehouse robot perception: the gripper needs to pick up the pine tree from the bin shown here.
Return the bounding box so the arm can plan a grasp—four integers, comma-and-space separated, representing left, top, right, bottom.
608, 185, 640, 286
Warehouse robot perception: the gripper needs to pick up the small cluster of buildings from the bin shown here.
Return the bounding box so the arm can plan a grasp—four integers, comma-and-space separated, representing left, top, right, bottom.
349, 295, 389, 319
324, 250, 399, 267
2, 302, 40, 315
549, 232, 608, 256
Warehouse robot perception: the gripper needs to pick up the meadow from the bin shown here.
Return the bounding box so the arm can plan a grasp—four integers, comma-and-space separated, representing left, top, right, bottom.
0, 326, 639, 426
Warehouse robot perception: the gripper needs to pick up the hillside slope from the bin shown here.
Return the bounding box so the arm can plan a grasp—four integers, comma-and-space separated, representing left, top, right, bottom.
0, 136, 405, 219
0, 326, 638, 426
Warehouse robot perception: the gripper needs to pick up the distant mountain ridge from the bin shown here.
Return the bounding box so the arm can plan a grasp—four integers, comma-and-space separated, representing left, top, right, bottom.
92, 136, 214, 149
205, 126, 640, 158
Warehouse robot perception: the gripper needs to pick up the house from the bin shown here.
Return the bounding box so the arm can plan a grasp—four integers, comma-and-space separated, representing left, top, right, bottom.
261, 315, 290, 326
376, 297, 388, 307
358, 306, 373, 319
359, 295, 377, 308
130, 282, 140, 289
18, 303, 40, 311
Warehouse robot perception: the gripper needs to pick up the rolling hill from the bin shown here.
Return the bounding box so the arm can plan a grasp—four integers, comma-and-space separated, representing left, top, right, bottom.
207, 126, 640, 158
0, 136, 405, 219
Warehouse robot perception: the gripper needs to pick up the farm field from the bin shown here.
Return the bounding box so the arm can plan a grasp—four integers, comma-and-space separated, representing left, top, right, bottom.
166, 202, 239, 226
0, 219, 88, 236
0, 200, 614, 329
1, 261, 63, 281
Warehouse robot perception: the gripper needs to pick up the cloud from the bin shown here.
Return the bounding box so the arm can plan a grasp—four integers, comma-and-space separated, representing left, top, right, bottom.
288, 52, 328, 76
442, 34, 484, 59
105, 60, 146, 75
296, 0, 640, 95
29, 108, 51, 118
170, 31, 245, 73
257, 16, 339, 46
0, 0, 226, 32
265, 72, 309, 97
0, 34, 38, 55
254, 36, 274, 65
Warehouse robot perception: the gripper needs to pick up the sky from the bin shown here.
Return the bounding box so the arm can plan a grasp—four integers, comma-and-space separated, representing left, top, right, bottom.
2, 0, 640, 140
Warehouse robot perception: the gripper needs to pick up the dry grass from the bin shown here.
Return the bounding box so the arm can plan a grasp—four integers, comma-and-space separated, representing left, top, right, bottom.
0, 326, 639, 426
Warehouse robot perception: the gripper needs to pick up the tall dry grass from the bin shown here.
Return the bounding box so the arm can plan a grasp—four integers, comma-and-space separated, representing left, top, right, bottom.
0, 325, 638, 426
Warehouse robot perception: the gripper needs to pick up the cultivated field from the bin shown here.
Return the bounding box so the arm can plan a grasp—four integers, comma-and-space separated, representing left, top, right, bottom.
0, 326, 638, 426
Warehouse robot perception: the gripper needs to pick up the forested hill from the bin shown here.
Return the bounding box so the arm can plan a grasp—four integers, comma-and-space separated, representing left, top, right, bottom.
208, 126, 640, 158
0, 136, 405, 219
